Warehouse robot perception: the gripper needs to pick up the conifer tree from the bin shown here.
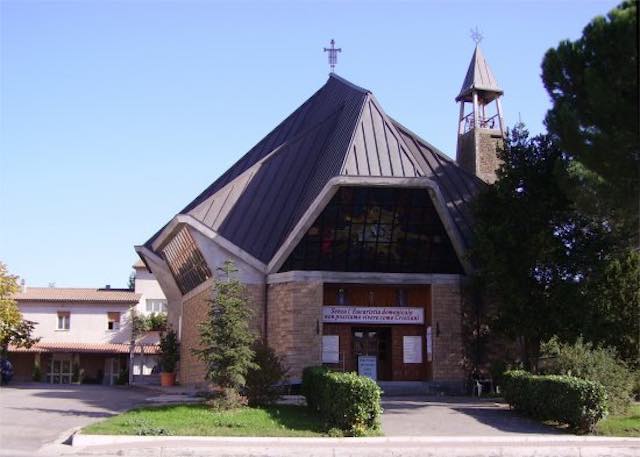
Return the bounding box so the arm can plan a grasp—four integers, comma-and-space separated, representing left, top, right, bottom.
193, 260, 256, 405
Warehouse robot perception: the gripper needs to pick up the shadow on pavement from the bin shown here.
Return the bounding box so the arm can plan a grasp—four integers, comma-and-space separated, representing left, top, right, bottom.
381, 396, 564, 435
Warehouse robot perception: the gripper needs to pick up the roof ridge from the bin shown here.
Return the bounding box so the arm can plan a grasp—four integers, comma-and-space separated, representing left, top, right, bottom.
389, 117, 487, 186
329, 73, 371, 94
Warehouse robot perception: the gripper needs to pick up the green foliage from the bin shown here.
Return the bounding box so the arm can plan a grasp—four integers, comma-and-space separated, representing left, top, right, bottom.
206, 388, 248, 411
125, 418, 172, 436
470, 126, 607, 368
596, 404, 640, 437
128, 272, 135, 291
245, 340, 288, 407
82, 403, 326, 437
133, 312, 168, 334
193, 260, 256, 406
542, 1, 639, 247
540, 337, 634, 415
584, 249, 640, 366
503, 370, 607, 433
301, 366, 382, 436
301, 366, 329, 412
0, 262, 39, 356
159, 328, 180, 373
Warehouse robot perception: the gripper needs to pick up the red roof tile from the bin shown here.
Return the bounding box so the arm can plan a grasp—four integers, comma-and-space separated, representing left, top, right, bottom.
8, 341, 159, 354
13, 287, 140, 304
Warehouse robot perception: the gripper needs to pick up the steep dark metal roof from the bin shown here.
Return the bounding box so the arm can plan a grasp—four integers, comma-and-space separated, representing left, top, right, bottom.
145, 74, 484, 264
456, 45, 503, 102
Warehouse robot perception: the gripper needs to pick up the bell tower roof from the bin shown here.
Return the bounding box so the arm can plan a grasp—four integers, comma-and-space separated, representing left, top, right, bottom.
456, 45, 503, 103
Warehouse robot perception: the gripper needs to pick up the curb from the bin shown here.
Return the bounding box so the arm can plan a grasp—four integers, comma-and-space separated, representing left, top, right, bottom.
72, 434, 640, 447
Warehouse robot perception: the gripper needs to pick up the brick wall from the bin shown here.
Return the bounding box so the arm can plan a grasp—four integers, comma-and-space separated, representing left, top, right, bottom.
431, 282, 466, 385
267, 281, 323, 382
178, 282, 265, 387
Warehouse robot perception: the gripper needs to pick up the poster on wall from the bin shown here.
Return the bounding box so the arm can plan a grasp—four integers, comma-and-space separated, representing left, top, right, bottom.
403, 336, 423, 363
426, 326, 433, 362
358, 356, 377, 380
321, 335, 340, 363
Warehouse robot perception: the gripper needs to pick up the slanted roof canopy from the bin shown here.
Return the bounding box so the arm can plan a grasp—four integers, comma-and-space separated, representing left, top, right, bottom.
456, 45, 503, 103
143, 74, 484, 276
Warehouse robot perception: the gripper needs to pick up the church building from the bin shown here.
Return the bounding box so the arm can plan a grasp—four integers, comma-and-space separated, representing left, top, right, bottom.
136, 44, 505, 391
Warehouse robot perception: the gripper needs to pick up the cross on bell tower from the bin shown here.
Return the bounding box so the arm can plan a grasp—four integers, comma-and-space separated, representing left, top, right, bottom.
455, 31, 505, 184
323, 39, 342, 73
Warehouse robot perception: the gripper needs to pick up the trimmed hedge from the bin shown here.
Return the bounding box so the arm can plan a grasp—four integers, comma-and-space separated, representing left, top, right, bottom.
503, 370, 607, 433
302, 366, 382, 436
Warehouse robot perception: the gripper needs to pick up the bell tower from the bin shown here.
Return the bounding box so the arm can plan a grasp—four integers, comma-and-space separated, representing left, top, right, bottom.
455, 43, 505, 184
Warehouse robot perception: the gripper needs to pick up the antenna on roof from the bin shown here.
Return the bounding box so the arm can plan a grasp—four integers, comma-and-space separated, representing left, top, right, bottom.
470, 26, 483, 45
323, 39, 342, 74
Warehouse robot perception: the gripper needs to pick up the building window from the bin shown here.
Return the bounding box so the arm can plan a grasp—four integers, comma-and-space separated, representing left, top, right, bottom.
161, 227, 212, 294
280, 187, 464, 274
107, 312, 121, 331
57, 312, 70, 330
145, 299, 167, 313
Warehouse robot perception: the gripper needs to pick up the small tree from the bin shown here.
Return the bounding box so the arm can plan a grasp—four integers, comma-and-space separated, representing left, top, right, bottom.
245, 340, 288, 406
193, 260, 256, 408
159, 327, 179, 373
0, 262, 39, 357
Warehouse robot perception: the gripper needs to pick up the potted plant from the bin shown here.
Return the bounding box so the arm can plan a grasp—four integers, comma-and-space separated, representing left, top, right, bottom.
159, 327, 179, 387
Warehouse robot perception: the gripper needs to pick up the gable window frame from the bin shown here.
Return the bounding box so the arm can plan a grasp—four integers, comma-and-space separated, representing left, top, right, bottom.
56, 311, 70, 331
107, 312, 121, 331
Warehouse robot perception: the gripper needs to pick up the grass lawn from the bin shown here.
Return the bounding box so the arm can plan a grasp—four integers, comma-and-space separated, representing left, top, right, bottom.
596, 404, 640, 437
82, 403, 328, 437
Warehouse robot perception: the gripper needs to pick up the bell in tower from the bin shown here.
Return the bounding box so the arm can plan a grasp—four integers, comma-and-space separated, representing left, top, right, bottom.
455, 41, 505, 184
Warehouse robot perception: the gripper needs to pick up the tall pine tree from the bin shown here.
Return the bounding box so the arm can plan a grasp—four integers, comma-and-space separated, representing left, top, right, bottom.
193, 260, 256, 403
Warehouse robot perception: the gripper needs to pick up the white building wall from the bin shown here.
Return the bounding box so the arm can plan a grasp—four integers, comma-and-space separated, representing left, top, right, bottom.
133, 267, 167, 315
18, 302, 133, 344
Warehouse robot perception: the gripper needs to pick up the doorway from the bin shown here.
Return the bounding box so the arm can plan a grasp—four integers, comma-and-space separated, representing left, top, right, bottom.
47, 355, 72, 384
104, 357, 121, 385
352, 327, 391, 381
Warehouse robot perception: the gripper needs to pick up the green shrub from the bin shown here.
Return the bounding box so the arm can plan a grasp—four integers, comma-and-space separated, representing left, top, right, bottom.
301, 366, 382, 436
301, 366, 329, 412
503, 370, 607, 433
159, 328, 180, 373
245, 340, 288, 407
205, 388, 248, 410
540, 337, 634, 415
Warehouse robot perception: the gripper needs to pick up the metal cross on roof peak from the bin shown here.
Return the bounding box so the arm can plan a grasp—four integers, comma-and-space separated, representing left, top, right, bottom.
470, 27, 483, 45
323, 39, 342, 73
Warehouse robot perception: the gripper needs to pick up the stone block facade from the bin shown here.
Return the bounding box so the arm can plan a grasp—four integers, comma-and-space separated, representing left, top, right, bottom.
431, 282, 466, 387
476, 130, 503, 184
456, 128, 503, 184
178, 282, 265, 387
266, 281, 323, 382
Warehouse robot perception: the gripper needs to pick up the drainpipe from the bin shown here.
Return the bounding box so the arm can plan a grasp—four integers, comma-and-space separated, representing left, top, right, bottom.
263, 282, 269, 344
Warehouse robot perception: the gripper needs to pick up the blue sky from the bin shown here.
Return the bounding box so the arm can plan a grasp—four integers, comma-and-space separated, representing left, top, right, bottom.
0, 0, 619, 288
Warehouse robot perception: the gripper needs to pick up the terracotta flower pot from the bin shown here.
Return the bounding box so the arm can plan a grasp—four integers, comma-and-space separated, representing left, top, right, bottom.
160, 372, 176, 387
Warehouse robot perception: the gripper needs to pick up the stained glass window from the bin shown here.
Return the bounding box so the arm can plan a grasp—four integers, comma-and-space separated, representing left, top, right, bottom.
280, 187, 463, 274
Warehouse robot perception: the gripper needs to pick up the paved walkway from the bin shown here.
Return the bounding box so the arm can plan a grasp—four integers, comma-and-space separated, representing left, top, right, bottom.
382, 396, 559, 436
0, 383, 150, 456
